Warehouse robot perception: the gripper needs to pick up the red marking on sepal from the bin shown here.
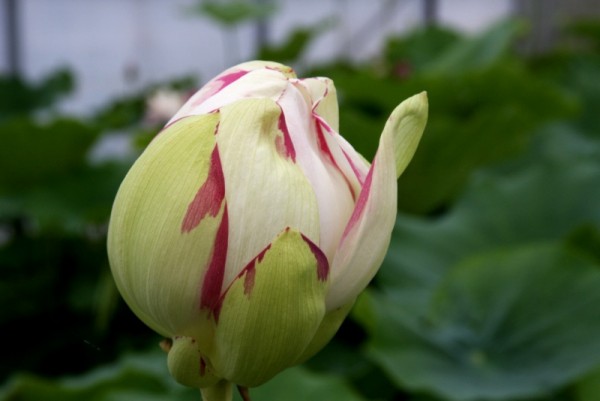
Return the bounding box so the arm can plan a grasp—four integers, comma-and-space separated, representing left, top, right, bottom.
200, 358, 207, 377
243, 267, 256, 296
181, 147, 226, 233
301, 234, 329, 281
241, 244, 271, 296
211, 242, 272, 322
199, 206, 229, 320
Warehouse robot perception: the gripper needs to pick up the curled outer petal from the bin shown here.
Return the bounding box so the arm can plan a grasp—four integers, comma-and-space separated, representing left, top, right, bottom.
327, 92, 429, 310
296, 77, 339, 132
107, 113, 222, 344
169, 61, 296, 122
208, 228, 329, 387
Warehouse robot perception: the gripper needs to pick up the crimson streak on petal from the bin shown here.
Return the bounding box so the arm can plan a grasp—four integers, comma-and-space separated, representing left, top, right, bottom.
341, 148, 366, 187
181, 146, 226, 233
340, 158, 375, 244
301, 234, 329, 281
211, 243, 271, 321
315, 116, 357, 200
276, 106, 296, 162
241, 245, 271, 296
200, 358, 207, 377
217, 70, 249, 87
200, 206, 229, 319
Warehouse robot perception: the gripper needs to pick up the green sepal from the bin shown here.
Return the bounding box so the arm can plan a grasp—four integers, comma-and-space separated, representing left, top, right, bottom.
167, 336, 221, 389
209, 228, 328, 387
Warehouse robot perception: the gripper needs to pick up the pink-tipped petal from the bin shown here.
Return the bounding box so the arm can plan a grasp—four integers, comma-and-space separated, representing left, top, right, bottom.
199, 205, 229, 318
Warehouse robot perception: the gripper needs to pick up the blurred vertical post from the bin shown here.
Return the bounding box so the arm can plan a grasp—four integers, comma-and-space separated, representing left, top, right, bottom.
336, 0, 350, 59
4, 0, 20, 76
514, 0, 600, 53
422, 0, 438, 27
254, 0, 271, 51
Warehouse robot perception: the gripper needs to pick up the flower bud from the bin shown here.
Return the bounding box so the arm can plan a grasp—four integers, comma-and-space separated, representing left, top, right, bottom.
107, 61, 427, 397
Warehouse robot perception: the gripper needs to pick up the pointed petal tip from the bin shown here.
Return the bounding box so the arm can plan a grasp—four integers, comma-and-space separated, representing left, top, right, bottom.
384, 91, 429, 179
389, 91, 428, 124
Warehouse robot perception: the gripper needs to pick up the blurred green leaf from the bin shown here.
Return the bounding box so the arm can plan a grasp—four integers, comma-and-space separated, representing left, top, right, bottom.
366, 245, 600, 401
92, 75, 195, 130
0, 228, 159, 380
0, 117, 99, 190
384, 26, 461, 73
314, 60, 576, 214
0, 351, 196, 401
0, 350, 365, 401
556, 56, 600, 137
565, 18, 600, 52
564, 223, 600, 266
92, 95, 146, 131
575, 366, 600, 401
359, 127, 600, 400
235, 367, 366, 401
381, 124, 600, 296
258, 19, 334, 64
530, 20, 600, 140
0, 161, 129, 232
399, 62, 576, 214
422, 19, 527, 75
191, 0, 276, 27
0, 69, 74, 120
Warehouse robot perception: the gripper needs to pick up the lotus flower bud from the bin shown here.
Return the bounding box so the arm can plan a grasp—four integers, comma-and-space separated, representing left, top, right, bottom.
107, 61, 427, 399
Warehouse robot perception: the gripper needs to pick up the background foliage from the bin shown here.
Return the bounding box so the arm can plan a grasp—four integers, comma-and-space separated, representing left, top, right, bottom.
1, 9, 600, 401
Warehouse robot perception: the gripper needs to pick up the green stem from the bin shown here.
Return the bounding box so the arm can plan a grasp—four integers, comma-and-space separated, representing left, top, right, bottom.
200, 381, 232, 401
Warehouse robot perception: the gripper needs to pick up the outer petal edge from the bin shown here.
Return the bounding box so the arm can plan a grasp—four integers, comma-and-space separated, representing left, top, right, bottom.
327, 92, 428, 310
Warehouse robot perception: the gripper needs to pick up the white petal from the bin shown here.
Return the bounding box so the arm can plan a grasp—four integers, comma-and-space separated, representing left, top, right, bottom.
216, 98, 321, 289
277, 83, 356, 262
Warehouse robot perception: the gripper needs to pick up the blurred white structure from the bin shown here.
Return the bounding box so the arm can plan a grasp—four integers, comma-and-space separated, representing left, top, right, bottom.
1, 0, 512, 115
